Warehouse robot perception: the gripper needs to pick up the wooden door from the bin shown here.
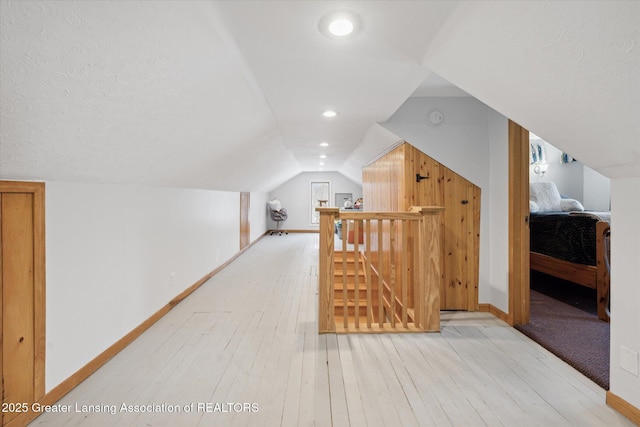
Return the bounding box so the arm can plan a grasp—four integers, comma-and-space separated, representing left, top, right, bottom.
0, 181, 45, 427
442, 169, 471, 310
407, 144, 443, 208
240, 192, 250, 250
409, 145, 479, 311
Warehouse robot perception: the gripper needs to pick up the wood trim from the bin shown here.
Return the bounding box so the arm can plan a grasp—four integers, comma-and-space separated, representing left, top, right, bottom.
6, 231, 268, 427
478, 303, 511, 324
0, 194, 2, 427
508, 121, 530, 326
32, 184, 46, 400
0, 181, 46, 426
469, 184, 481, 311
606, 391, 640, 425
240, 192, 250, 250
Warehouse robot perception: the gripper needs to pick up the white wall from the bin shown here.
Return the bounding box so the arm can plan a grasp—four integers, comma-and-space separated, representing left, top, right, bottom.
250, 191, 269, 242
529, 139, 611, 211
383, 97, 491, 185
382, 97, 507, 310
530, 140, 584, 201
487, 110, 510, 313
45, 181, 265, 392
268, 172, 363, 231
610, 177, 640, 409
583, 167, 612, 211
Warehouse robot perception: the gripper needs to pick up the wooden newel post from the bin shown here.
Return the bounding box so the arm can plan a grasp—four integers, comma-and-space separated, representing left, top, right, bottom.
410, 206, 444, 332
317, 207, 339, 333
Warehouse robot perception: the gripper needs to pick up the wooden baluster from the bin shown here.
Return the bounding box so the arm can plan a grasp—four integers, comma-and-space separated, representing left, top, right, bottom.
317, 208, 337, 333
390, 219, 396, 328
377, 219, 384, 328
401, 219, 408, 328
365, 219, 372, 328
353, 219, 360, 329
342, 218, 348, 330
412, 219, 421, 328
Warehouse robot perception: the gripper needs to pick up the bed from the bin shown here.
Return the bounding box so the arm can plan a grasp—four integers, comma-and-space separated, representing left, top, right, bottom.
529, 182, 611, 321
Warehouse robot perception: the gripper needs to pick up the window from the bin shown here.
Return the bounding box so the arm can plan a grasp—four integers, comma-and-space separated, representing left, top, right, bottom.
310, 181, 330, 224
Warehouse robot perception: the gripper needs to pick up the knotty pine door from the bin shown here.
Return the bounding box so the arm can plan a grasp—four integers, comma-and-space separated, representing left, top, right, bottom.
0, 181, 45, 427
441, 169, 480, 311
406, 144, 480, 311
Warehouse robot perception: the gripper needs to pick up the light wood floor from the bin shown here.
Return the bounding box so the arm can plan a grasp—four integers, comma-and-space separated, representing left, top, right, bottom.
32, 233, 633, 426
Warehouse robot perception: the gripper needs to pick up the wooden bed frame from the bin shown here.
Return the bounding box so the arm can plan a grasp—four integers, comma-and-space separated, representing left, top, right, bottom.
530, 220, 610, 322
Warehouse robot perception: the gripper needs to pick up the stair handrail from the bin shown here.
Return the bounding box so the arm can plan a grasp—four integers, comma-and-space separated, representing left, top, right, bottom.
316, 206, 444, 333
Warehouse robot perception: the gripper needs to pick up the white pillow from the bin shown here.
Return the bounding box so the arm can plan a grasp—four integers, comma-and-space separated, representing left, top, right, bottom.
267, 199, 282, 211
560, 198, 584, 212
530, 200, 540, 213
529, 182, 562, 212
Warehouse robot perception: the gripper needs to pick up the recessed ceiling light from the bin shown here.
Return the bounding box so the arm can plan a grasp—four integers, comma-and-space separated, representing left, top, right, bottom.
319, 162, 325, 166
328, 18, 353, 37
320, 154, 327, 159
318, 10, 361, 39
319, 142, 329, 147
322, 110, 337, 118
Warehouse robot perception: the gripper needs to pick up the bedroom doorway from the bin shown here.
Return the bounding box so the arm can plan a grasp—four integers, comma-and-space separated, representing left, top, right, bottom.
508, 126, 612, 389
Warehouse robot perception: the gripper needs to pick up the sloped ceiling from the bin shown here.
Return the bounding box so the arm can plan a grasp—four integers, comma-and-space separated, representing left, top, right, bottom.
0, 0, 298, 192
0, 0, 458, 192
1, 1, 637, 193
424, 0, 640, 179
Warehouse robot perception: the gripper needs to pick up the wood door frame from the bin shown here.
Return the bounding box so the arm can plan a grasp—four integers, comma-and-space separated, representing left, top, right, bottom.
508, 121, 530, 325
0, 181, 46, 412
240, 192, 250, 250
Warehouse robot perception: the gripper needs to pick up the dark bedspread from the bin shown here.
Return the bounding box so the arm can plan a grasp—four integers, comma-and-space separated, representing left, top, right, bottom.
529, 212, 609, 266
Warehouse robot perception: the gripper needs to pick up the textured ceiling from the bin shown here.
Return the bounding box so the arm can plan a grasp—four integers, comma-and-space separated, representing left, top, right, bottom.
1, 1, 638, 193
0, 0, 298, 191
0, 0, 458, 192
424, 0, 640, 179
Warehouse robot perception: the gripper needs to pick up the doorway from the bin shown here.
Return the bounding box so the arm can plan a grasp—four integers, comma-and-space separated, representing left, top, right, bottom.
507, 126, 611, 389
0, 181, 46, 427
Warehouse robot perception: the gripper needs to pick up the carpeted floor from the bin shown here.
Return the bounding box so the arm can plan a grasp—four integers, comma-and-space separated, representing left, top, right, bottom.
515, 271, 610, 389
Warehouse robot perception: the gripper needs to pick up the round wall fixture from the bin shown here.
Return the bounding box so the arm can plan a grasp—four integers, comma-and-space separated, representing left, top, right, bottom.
429, 110, 443, 125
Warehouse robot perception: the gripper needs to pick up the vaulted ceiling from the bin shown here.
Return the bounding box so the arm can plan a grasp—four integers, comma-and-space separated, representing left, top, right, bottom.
1, 1, 638, 192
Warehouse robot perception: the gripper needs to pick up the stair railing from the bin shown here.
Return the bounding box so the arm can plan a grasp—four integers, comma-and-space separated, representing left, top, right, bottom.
317, 206, 444, 333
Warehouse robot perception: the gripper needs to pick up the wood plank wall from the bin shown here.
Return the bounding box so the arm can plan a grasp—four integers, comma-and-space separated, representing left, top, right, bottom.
363, 142, 480, 312
363, 144, 410, 306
